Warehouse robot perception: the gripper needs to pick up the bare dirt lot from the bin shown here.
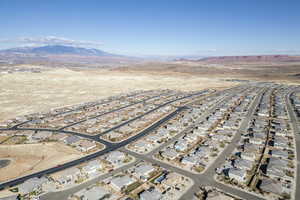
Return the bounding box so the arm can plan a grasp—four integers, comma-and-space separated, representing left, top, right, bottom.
0, 68, 237, 122
1, 61, 298, 122
0, 136, 9, 144
0, 142, 83, 182
119, 61, 300, 83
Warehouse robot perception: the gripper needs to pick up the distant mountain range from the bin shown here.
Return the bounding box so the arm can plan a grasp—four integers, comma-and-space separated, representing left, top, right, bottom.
0, 45, 140, 65
1, 45, 299, 66
175, 55, 300, 63
0, 45, 114, 56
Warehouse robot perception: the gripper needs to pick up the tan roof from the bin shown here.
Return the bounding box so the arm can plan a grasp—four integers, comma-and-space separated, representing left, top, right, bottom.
78, 140, 96, 148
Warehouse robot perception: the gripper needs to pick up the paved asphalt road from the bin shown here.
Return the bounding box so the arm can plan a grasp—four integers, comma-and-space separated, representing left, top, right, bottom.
37, 90, 239, 200
94, 90, 209, 138
15, 90, 209, 143
286, 91, 300, 200
123, 150, 265, 200
40, 159, 141, 200
3, 86, 298, 200
0, 107, 185, 190
119, 87, 266, 200
58, 92, 174, 130
11, 90, 150, 129
146, 91, 239, 157
0, 90, 208, 190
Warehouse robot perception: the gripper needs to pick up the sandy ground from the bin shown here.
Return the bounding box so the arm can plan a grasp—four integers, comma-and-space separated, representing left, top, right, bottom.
0, 189, 16, 198
0, 142, 83, 182
0, 68, 237, 121
0, 136, 9, 143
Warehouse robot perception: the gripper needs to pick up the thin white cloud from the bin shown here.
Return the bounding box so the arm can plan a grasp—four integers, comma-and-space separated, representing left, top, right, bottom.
269, 49, 300, 54
1, 36, 103, 48
195, 49, 218, 53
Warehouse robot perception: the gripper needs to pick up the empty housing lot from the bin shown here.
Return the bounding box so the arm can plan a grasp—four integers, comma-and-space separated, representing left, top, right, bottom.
0, 82, 299, 200
0, 68, 237, 122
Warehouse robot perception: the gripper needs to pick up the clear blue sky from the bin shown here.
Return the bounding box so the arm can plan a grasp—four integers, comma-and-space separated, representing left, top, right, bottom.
0, 0, 300, 56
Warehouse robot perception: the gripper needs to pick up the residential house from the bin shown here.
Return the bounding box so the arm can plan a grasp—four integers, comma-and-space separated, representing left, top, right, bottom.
146, 135, 162, 143
18, 177, 47, 195
32, 131, 53, 141
51, 167, 81, 186
259, 178, 291, 196
242, 143, 263, 153
181, 155, 199, 166
134, 164, 155, 181
249, 137, 265, 145
273, 136, 289, 149
192, 128, 207, 137
82, 160, 102, 177
77, 140, 97, 152
139, 188, 162, 200
86, 127, 99, 134
73, 186, 110, 200
166, 124, 178, 132
221, 120, 236, 130
234, 158, 254, 171
228, 168, 247, 183
174, 139, 189, 152
195, 147, 210, 159
118, 125, 133, 134
106, 151, 126, 165
206, 190, 235, 200
210, 134, 229, 142
161, 148, 179, 160
240, 152, 257, 161
197, 122, 211, 131
64, 135, 81, 145
110, 175, 135, 192
183, 133, 198, 143
271, 149, 289, 159
133, 140, 152, 152
108, 131, 123, 140
266, 157, 289, 178
156, 128, 169, 137
161, 173, 182, 188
